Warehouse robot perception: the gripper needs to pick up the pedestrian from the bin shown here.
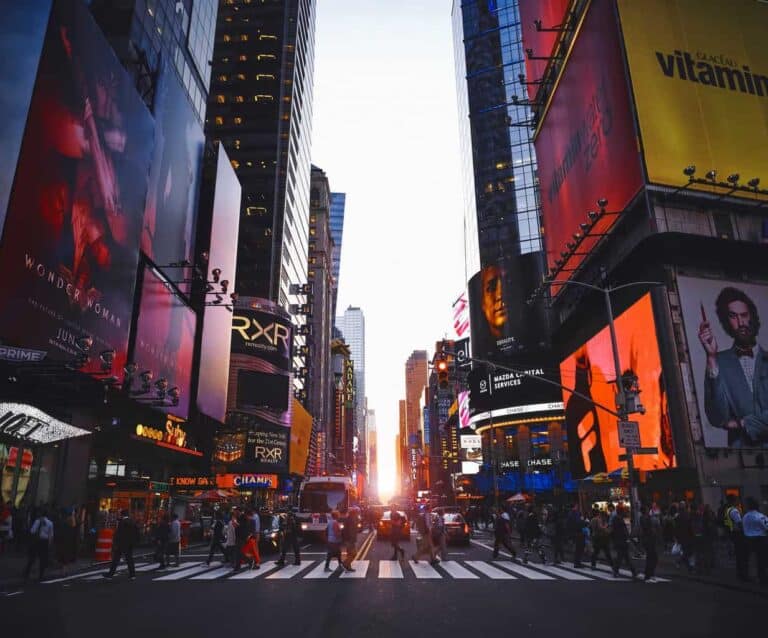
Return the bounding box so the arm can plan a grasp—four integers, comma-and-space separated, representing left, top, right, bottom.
695, 503, 717, 575
548, 506, 565, 565
723, 494, 747, 581
153, 512, 169, 568
25, 508, 54, 581
233, 507, 250, 571
206, 511, 227, 565
742, 497, 768, 585
412, 508, 436, 564
324, 510, 349, 571
611, 505, 637, 579
431, 510, 447, 562
342, 507, 359, 570
639, 504, 659, 582
674, 501, 695, 573
389, 505, 406, 561
276, 510, 301, 566
523, 505, 546, 564
55, 507, 78, 576
492, 511, 517, 560
224, 512, 237, 564
241, 509, 261, 570
166, 513, 181, 567
590, 508, 614, 571
104, 510, 138, 580
566, 503, 586, 568
0, 501, 13, 555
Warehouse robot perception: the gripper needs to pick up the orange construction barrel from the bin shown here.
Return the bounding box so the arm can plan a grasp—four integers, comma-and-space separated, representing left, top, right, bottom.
95, 528, 114, 562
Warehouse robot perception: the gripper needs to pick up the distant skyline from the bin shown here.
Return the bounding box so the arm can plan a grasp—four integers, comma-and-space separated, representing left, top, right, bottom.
312, 1, 466, 498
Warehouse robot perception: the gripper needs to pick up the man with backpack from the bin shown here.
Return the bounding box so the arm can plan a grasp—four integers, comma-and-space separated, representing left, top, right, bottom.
206, 511, 227, 565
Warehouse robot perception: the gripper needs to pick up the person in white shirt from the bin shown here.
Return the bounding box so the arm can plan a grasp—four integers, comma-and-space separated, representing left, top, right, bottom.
25, 508, 54, 581
167, 513, 181, 567
742, 497, 768, 585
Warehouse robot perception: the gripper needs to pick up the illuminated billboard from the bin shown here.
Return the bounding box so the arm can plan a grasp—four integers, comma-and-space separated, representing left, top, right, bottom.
289, 398, 312, 475
196, 144, 241, 422
618, 0, 768, 201
132, 266, 196, 419
535, 0, 643, 287
0, 0, 154, 375
519, 0, 571, 101
676, 276, 768, 449
228, 297, 293, 427
141, 58, 205, 268
560, 294, 676, 478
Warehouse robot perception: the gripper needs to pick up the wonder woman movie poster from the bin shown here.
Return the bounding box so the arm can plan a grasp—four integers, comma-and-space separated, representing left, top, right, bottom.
132, 267, 195, 419
559, 294, 676, 479
0, 0, 154, 375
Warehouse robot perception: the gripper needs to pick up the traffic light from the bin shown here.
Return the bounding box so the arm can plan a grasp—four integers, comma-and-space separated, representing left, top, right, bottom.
436, 358, 449, 389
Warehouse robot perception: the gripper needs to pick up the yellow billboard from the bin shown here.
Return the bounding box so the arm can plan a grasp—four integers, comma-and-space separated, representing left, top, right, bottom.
618, 0, 768, 199
289, 398, 313, 475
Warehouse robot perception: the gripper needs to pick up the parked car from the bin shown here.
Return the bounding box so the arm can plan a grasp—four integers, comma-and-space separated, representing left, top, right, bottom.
442, 513, 471, 545
377, 510, 411, 540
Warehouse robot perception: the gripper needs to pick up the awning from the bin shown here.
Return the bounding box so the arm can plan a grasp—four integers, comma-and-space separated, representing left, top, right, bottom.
0, 402, 91, 444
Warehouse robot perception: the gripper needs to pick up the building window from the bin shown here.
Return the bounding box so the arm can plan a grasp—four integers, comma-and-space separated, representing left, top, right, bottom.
231, 160, 240, 169
237, 73, 246, 80
233, 116, 243, 125
217, 74, 228, 82
214, 116, 224, 125
235, 95, 245, 103
216, 94, 226, 104
257, 54, 277, 61
239, 54, 248, 62
223, 34, 231, 42
240, 34, 249, 42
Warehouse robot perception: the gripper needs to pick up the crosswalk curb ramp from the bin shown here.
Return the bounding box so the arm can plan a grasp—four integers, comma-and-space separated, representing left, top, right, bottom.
41, 559, 671, 584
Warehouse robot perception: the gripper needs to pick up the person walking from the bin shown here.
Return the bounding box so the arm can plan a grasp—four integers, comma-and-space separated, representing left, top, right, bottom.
674, 501, 695, 573
153, 512, 170, 568
431, 510, 447, 563
639, 504, 659, 582
566, 504, 586, 568
233, 508, 251, 571
166, 513, 181, 567
55, 507, 78, 577
523, 505, 546, 564
492, 511, 517, 560
325, 510, 350, 571
206, 511, 227, 565
341, 508, 358, 571
25, 508, 53, 582
412, 508, 436, 564
276, 510, 301, 566
724, 494, 747, 581
224, 512, 237, 564
590, 508, 614, 571
389, 505, 406, 561
0, 501, 13, 555
611, 505, 637, 579
104, 510, 138, 580
742, 497, 768, 585
549, 506, 566, 565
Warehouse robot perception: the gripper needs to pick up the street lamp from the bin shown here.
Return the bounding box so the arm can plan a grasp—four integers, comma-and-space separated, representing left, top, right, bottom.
530, 272, 663, 528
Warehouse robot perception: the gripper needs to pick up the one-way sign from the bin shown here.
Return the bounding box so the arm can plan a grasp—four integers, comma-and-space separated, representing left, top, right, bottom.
618, 420, 641, 448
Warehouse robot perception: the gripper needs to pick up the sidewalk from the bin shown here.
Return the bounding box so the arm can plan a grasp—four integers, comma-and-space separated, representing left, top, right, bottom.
0, 543, 209, 592
471, 526, 767, 596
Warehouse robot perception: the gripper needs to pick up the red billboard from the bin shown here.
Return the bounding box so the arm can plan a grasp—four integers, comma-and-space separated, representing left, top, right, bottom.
197, 144, 241, 422
132, 266, 195, 419
518, 0, 570, 102
559, 294, 676, 479
0, 0, 154, 374
535, 0, 643, 290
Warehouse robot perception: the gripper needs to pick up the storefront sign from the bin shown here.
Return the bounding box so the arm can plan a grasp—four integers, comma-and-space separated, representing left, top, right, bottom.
216, 473, 278, 489
0, 344, 46, 362
0, 403, 90, 444
169, 476, 215, 488
498, 457, 555, 472
460, 435, 481, 449
135, 415, 187, 447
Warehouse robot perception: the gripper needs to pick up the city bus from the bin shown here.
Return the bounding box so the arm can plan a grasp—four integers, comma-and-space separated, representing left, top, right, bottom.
297, 475, 358, 536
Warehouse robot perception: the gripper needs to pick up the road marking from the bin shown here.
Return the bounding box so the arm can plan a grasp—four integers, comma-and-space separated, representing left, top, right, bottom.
228, 565, 276, 580
410, 561, 442, 579
304, 562, 337, 579
153, 563, 209, 580
378, 560, 403, 579
83, 563, 149, 581
439, 561, 479, 579
43, 568, 115, 584
493, 561, 555, 580
523, 563, 593, 581
267, 563, 313, 579
4, 591, 23, 597
465, 561, 516, 579
190, 566, 234, 580
340, 560, 369, 579
301, 544, 312, 550
592, 564, 668, 581
566, 565, 630, 581
135, 563, 163, 572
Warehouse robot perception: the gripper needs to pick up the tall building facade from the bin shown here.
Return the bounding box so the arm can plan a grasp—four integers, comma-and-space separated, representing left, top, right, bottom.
398, 399, 407, 495
367, 408, 378, 500
404, 350, 428, 495
336, 306, 366, 481
306, 165, 336, 475
206, 0, 317, 391
329, 192, 346, 314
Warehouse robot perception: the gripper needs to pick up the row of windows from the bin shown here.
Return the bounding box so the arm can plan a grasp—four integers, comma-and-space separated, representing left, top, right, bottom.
215, 94, 275, 104
215, 71, 278, 82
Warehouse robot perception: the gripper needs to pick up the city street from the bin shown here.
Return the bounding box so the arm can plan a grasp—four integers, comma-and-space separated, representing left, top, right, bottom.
3, 528, 763, 638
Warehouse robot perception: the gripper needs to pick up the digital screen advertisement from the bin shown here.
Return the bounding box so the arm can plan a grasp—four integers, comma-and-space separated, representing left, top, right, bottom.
677, 276, 768, 449
132, 266, 195, 419
618, 0, 768, 201
534, 0, 643, 288
0, 0, 154, 375
559, 293, 676, 479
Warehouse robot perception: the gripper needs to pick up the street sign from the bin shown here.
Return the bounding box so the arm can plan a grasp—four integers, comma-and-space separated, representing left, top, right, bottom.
619, 447, 658, 461
618, 420, 641, 448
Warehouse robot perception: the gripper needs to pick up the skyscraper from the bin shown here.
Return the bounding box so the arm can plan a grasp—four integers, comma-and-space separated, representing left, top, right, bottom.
451, 0, 543, 271
336, 306, 366, 479
206, 0, 316, 388
329, 192, 346, 315
405, 350, 428, 442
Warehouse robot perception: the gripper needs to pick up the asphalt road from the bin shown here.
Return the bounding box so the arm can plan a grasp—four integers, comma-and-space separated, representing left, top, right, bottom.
3, 528, 763, 638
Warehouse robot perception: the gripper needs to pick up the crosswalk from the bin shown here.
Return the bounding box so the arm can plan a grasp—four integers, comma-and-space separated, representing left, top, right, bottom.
41, 559, 670, 585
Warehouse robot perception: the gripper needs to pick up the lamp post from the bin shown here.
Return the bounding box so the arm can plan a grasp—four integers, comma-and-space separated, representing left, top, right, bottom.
535, 275, 663, 528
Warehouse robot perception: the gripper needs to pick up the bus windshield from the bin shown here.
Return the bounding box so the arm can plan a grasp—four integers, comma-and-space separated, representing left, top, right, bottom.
300, 485, 347, 513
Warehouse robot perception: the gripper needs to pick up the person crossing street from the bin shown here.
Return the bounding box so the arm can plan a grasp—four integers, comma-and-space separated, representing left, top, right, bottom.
276, 510, 301, 566
104, 510, 138, 580
611, 505, 637, 579
492, 511, 517, 560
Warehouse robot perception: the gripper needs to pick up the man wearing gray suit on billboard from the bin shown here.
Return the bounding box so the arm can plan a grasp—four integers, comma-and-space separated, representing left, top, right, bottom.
698, 287, 768, 448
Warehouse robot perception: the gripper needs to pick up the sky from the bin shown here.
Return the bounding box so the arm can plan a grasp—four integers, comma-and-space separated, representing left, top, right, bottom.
311, 1, 466, 500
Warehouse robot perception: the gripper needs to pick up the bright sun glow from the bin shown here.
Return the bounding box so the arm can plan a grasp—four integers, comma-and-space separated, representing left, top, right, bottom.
376, 433, 396, 503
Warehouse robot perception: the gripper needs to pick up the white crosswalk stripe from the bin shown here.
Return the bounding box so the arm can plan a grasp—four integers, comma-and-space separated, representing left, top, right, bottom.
40, 559, 673, 584
378, 560, 403, 579
593, 563, 669, 582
